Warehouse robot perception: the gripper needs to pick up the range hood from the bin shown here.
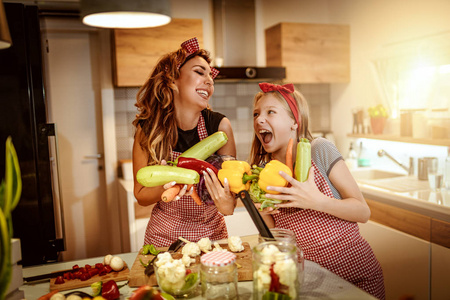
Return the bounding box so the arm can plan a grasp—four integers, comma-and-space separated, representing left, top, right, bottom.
212, 0, 285, 81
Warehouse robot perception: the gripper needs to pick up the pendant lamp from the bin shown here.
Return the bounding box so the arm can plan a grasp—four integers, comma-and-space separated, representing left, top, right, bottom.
0, 0, 12, 49
80, 0, 171, 29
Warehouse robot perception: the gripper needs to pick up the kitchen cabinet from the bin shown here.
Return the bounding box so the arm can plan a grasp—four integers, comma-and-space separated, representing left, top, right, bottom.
359, 221, 429, 300
112, 18, 203, 87
430, 218, 450, 299
118, 179, 152, 252
265, 22, 350, 83
347, 133, 450, 147
360, 197, 450, 299
431, 243, 450, 299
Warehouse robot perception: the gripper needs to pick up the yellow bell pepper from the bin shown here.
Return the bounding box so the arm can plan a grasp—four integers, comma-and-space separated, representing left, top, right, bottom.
258, 160, 292, 194
218, 161, 258, 194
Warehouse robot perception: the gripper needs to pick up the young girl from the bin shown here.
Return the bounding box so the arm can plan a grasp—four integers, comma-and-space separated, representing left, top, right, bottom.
132, 37, 237, 247
250, 82, 385, 299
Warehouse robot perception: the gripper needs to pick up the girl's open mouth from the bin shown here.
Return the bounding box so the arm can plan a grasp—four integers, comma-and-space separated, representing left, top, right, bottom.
259, 129, 273, 144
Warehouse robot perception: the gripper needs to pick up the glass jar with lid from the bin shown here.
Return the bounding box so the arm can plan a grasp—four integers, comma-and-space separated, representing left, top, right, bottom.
252, 241, 301, 300
200, 250, 238, 300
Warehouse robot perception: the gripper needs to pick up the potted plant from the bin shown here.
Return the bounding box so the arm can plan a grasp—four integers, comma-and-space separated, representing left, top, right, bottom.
0, 137, 22, 300
368, 104, 388, 134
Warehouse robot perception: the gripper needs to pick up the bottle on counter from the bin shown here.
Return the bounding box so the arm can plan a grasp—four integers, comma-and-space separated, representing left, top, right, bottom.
346, 142, 358, 170
357, 141, 371, 167
445, 147, 450, 190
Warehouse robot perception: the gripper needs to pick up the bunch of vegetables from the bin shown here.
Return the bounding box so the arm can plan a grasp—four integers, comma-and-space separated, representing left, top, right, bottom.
217, 138, 311, 210
53, 255, 124, 285
136, 131, 228, 204
0, 137, 22, 300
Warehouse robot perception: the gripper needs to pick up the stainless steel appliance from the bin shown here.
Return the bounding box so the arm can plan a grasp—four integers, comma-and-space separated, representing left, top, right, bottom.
0, 3, 65, 266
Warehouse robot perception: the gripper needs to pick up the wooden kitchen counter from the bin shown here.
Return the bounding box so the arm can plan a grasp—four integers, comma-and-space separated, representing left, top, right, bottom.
19, 235, 376, 300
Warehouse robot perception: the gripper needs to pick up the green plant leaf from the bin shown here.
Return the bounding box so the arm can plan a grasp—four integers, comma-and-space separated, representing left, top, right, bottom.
7, 139, 21, 212
0, 137, 22, 300
0, 209, 12, 300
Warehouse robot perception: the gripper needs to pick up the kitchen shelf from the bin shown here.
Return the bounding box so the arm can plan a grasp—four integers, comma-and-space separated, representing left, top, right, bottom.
347, 133, 450, 147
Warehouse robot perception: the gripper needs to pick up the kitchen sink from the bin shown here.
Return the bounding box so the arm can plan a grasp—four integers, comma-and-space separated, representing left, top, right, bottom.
351, 168, 406, 180
351, 168, 430, 192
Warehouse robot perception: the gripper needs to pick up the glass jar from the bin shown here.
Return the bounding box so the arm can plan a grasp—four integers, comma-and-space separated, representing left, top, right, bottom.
258, 228, 296, 244
153, 254, 200, 298
258, 228, 304, 276
200, 251, 238, 300
252, 241, 301, 300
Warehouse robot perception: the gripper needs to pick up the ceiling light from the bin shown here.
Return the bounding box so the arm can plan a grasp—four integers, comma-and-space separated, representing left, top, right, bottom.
80, 0, 171, 29
0, 0, 12, 49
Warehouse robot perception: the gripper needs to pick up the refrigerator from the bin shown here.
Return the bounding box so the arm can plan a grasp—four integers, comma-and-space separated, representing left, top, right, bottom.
0, 3, 65, 266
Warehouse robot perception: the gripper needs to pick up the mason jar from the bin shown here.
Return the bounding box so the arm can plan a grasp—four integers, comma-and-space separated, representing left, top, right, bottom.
200, 251, 238, 300
252, 241, 301, 300
258, 228, 304, 280
258, 228, 297, 244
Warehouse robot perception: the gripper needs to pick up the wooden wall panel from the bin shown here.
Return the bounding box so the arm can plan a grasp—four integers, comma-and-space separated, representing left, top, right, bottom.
365, 198, 431, 241
112, 19, 203, 87
431, 218, 450, 249
266, 22, 350, 83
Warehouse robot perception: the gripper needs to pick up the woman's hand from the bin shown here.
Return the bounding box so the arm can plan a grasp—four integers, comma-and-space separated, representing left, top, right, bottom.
263, 167, 327, 211
161, 160, 193, 201
202, 168, 236, 215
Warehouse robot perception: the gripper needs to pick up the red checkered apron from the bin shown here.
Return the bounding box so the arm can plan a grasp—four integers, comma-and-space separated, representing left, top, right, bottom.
273, 161, 385, 299
143, 114, 228, 247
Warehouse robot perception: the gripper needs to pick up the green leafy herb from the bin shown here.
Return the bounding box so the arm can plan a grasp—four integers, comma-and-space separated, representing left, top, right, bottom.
91, 281, 103, 297
262, 291, 292, 300
249, 181, 282, 211
141, 244, 161, 256
181, 272, 199, 291
161, 292, 176, 300
139, 258, 148, 268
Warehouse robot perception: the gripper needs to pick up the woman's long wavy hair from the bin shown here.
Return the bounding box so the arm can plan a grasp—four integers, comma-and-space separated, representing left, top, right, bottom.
249, 88, 314, 166
133, 48, 213, 165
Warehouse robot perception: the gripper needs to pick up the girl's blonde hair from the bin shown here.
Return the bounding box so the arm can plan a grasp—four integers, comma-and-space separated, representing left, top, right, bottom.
249, 88, 313, 166
133, 48, 212, 165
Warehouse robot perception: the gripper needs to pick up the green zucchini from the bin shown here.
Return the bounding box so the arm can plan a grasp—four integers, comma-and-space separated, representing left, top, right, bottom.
175, 131, 228, 164
136, 165, 199, 187
294, 138, 311, 182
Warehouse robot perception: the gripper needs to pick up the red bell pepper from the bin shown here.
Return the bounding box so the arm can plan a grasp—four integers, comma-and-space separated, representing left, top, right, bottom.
269, 264, 281, 292
174, 157, 219, 175
102, 280, 121, 300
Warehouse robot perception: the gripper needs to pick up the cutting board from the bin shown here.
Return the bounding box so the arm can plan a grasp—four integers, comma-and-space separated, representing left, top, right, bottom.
49, 264, 129, 292
128, 243, 253, 287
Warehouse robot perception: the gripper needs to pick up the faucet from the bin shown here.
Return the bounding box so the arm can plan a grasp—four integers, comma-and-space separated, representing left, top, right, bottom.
377, 149, 414, 175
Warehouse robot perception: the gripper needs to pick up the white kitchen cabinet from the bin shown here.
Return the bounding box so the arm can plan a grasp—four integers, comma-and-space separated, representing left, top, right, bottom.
431, 243, 450, 299
118, 179, 152, 252
359, 221, 430, 300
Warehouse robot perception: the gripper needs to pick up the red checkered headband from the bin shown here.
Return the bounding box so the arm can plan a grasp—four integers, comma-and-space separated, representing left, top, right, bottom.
259, 82, 300, 129
178, 37, 219, 80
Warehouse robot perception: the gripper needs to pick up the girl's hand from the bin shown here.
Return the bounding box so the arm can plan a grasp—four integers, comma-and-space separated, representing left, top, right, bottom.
202, 168, 236, 215
264, 167, 326, 211
254, 203, 280, 215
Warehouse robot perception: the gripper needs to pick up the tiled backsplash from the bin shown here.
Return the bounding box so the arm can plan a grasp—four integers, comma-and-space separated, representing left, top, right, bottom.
114, 83, 330, 161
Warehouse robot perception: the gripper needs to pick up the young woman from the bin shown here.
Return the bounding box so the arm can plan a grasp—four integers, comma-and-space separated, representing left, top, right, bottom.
249, 82, 385, 299
132, 38, 237, 247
